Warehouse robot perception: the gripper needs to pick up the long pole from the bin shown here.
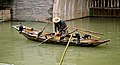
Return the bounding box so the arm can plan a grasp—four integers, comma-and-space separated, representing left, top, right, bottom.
69, 26, 103, 35
78, 30, 101, 39
69, 26, 101, 39
58, 34, 73, 65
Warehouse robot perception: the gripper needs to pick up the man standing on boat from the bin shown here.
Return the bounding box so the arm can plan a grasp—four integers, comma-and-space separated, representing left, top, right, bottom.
53, 17, 68, 35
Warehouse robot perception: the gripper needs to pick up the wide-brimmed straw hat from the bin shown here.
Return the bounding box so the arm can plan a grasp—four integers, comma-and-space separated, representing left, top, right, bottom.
53, 17, 60, 23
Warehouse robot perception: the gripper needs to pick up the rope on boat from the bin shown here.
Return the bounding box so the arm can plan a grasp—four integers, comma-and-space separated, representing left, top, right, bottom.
58, 34, 73, 65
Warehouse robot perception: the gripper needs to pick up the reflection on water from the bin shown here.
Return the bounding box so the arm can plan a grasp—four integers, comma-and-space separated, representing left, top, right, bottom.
0, 18, 120, 65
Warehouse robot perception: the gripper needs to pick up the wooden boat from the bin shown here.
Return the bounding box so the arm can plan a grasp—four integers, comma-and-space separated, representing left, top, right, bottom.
12, 25, 110, 47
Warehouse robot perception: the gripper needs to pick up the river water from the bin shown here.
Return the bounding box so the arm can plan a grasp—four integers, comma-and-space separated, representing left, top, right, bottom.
0, 17, 120, 65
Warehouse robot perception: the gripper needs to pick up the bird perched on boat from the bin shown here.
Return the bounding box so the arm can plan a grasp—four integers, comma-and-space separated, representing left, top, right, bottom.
74, 32, 81, 44
82, 34, 91, 39
53, 17, 68, 36
19, 22, 23, 34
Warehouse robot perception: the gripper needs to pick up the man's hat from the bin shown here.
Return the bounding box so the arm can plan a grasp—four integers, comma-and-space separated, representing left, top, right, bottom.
53, 17, 60, 23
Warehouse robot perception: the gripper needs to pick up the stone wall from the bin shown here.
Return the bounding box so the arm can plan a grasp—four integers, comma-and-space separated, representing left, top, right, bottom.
0, 10, 11, 21
0, 0, 89, 21
12, 0, 53, 21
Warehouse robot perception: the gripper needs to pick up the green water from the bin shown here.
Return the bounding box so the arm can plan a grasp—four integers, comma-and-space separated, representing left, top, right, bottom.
0, 17, 120, 65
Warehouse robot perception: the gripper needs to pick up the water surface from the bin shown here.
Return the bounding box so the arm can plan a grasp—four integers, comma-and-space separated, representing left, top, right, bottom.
0, 18, 120, 65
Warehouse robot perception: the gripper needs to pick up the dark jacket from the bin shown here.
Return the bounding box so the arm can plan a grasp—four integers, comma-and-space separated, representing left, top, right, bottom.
54, 20, 67, 33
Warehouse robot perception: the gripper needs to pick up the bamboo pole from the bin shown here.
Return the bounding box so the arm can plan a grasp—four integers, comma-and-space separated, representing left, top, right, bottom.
68, 26, 101, 39
69, 26, 103, 35
58, 34, 73, 65
79, 28, 103, 35
78, 30, 101, 39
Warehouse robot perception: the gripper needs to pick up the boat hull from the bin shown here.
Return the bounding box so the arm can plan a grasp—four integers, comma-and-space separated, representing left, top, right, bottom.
12, 25, 110, 47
